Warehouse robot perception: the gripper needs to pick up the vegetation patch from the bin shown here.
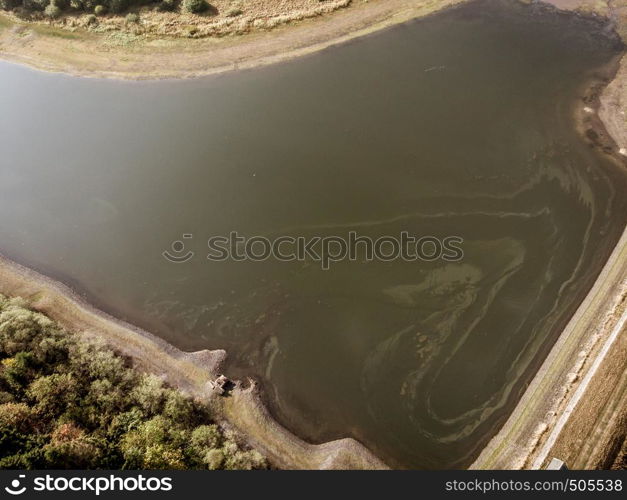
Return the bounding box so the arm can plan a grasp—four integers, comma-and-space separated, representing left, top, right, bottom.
0, 13, 13, 29
0, 0, 352, 39
0, 294, 267, 470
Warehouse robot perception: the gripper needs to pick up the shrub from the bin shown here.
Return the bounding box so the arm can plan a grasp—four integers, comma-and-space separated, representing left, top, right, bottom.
182, 0, 206, 14
203, 448, 224, 469
130, 374, 166, 416
125, 12, 138, 23
162, 391, 195, 425
43, 424, 102, 468
93, 4, 105, 15
27, 373, 79, 417
85, 13, 97, 24
142, 443, 185, 469
1, 352, 37, 392
0, 0, 21, 10
0, 392, 14, 404
157, 0, 174, 11
190, 424, 222, 450
108, 0, 127, 13
44, 2, 61, 16
22, 0, 49, 11
0, 403, 34, 432
223, 448, 266, 470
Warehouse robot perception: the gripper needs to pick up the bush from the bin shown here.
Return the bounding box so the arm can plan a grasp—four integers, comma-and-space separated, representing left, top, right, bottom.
130, 375, 166, 415
0, 403, 34, 432
27, 373, 79, 417
202, 448, 224, 469
85, 13, 97, 24
107, 0, 127, 13
190, 424, 222, 450
125, 12, 138, 23
44, 0, 61, 14
0, 0, 21, 9
93, 4, 105, 15
43, 423, 102, 468
182, 0, 206, 14
157, 0, 174, 11
22, 0, 49, 11
142, 443, 185, 469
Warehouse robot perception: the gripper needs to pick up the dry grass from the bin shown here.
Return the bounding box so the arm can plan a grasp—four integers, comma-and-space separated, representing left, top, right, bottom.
0, 0, 468, 79
7, 0, 353, 38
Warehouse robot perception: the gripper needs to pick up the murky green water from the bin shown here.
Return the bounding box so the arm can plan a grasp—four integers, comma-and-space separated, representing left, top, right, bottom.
1, 0, 626, 468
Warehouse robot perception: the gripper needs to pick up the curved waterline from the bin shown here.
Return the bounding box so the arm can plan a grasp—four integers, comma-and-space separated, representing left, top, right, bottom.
0, 0, 626, 469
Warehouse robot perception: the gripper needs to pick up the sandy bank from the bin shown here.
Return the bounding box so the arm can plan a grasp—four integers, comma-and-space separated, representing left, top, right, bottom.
471, 224, 627, 469
547, 1, 627, 154
469, 3, 627, 471
0, 253, 388, 469
0, 0, 467, 80
600, 54, 627, 154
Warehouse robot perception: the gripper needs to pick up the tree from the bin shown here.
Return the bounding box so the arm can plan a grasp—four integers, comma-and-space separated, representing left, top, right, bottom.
0, 295, 267, 470
0, 403, 34, 433
27, 373, 79, 417
130, 374, 166, 417
44, 2, 61, 17
183, 0, 207, 14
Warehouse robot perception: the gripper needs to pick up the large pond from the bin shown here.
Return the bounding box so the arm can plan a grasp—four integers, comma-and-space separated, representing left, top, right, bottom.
1, 0, 626, 468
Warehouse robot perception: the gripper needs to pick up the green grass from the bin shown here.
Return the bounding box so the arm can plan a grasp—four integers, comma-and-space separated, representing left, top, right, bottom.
31, 24, 82, 40
0, 14, 14, 32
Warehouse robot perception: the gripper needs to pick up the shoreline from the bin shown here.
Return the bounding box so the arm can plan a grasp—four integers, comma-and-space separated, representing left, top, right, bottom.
0, 253, 388, 470
471, 0, 627, 469
0, 0, 468, 80
470, 226, 627, 469
0, 0, 625, 470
